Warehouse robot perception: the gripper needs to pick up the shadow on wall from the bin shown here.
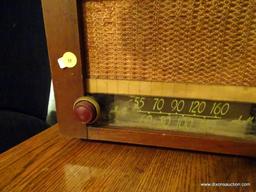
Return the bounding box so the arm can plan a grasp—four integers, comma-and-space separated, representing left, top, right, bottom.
0, 0, 51, 152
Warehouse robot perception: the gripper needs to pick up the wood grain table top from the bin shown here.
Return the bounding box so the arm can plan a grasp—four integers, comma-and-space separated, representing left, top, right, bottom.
0, 124, 255, 192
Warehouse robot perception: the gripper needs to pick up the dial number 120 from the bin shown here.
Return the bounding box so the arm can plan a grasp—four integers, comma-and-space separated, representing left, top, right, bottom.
189, 101, 206, 114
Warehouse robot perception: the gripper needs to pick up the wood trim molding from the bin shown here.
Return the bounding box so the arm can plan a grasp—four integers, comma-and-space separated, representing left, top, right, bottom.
86, 79, 256, 103
88, 127, 256, 157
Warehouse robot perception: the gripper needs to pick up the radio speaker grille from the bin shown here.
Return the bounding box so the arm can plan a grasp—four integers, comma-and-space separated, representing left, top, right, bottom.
82, 0, 256, 87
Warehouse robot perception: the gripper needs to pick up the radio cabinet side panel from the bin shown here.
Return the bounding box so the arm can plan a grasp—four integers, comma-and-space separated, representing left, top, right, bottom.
41, 0, 87, 138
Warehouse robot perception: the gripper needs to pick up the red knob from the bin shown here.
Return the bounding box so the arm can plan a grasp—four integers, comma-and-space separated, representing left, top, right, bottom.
73, 100, 97, 124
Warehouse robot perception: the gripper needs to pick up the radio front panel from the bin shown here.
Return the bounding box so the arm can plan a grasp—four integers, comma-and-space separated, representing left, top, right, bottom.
42, 0, 256, 157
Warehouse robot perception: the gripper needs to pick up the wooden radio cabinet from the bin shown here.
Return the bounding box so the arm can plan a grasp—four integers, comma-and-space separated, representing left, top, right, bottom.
42, 0, 256, 157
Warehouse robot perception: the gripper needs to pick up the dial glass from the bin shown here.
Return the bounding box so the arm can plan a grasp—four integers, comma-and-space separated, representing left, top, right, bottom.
89, 94, 256, 141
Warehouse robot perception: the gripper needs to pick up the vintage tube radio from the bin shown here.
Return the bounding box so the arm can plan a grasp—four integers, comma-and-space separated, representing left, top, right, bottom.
42, 0, 256, 157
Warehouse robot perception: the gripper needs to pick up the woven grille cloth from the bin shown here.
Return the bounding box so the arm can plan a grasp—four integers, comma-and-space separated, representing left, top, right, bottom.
82, 0, 256, 86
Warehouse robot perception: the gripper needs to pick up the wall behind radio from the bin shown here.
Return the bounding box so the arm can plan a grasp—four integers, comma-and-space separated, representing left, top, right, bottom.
0, 0, 53, 152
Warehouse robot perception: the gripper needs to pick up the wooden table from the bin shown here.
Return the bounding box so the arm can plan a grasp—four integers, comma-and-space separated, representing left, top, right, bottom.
0, 124, 255, 192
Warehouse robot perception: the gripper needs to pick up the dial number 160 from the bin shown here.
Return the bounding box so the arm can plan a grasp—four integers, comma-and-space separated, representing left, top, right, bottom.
210, 102, 230, 116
